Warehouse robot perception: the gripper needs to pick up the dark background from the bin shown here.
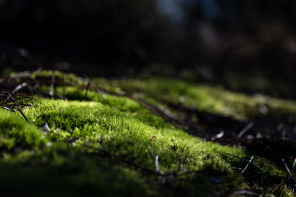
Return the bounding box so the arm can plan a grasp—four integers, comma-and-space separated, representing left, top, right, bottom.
0, 0, 295, 97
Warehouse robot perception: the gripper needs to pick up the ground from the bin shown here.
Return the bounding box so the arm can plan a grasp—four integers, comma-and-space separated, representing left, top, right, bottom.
0, 70, 295, 196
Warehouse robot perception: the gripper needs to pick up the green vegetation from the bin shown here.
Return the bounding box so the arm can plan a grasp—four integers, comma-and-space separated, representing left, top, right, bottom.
0, 109, 46, 151
0, 70, 296, 196
96, 77, 296, 120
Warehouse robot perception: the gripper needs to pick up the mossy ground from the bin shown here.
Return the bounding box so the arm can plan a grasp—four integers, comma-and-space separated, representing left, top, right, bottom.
0, 70, 296, 196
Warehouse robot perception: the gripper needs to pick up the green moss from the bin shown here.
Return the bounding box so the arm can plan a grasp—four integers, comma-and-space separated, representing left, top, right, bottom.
0, 109, 46, 150
31, 70, 84, 85
24, 98, 243, 169
13, 97, 248, 196
2, 71, 296, 196
102, 77, 296, 120
0, 153, 155, 197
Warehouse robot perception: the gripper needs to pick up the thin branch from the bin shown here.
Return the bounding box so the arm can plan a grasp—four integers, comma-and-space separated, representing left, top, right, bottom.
91, 81, 115, 108
49, 70, 55, 96
0, 106, 10, 110
12, 82, 28, 94
84, 75, 92, 99
257, 146, 269, 157
138, 99, 209, 139
242, 156, 255, 174
292, 158, 296, 173
282, 158, 296, 183
5, 92, 30, 123
287, 157, 296, 184
227, 153, 262, 171
0, 97, 30, 105
149, 149, 155, 160
155, 155, 160, 173
237, 122, 254, 138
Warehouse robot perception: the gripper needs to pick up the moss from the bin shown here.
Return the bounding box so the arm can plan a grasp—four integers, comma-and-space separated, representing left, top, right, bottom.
21, 97, 289, 195
101, 77, 296, 120
30, 70, 84, 85
270, 182, 295, 197
13, 97, 246, 196
0, 153, 155, 197
24, 98, 244, 169
2, 71, 296, 196
0, 109, 46, 151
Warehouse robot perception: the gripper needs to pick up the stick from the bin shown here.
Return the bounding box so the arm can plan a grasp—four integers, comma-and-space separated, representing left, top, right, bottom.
84, 75, 91, 99
257, 146, 269, 157
12, 82, 28, 94
227, 153, 262, 171
91, 81, 115, 108
237, 122, 254, 138
282, 158, 296, 183
6, 92, 30, 123
155, 155, 160, 173
49, 70, 55, 96
0, 97, 30, 105
242, 156, 255, 174
292, 158, 296, 173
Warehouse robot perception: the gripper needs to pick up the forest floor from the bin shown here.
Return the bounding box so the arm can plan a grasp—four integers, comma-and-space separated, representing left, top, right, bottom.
0, 70, 296, 196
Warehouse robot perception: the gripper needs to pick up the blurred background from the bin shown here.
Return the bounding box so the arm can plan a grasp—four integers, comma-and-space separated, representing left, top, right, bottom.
0, 0, 295, 97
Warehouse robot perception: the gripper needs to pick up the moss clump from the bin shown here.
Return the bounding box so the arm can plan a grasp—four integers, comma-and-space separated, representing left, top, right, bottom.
99, 77, 296, 120
24, 98, 244, 172
1, 70, 296, 196
0, 97, 247, 196
0, 109, 46, 150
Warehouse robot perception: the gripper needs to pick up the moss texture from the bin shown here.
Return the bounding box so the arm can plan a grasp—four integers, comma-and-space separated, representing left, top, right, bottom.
1, 70, 296, 196
95, 77, 296, 120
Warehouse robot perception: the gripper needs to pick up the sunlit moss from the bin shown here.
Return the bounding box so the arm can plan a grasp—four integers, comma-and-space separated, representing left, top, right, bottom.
31, 70, 85, 85
24, 98, 244, 168
17, 98, 248, 196
1, 71, 296, 196
101, 77, 296, 120
0, 109, 46, 150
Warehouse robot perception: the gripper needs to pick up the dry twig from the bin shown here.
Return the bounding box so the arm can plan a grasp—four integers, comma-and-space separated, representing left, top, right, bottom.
282, 158, 296, 184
